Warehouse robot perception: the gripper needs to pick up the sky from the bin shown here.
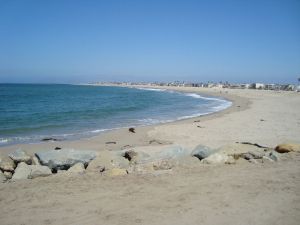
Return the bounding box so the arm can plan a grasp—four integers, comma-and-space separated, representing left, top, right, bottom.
0, 0, 299, 84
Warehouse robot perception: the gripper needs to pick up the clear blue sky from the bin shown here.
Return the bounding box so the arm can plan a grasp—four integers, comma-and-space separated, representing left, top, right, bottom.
0, 0, 299, 84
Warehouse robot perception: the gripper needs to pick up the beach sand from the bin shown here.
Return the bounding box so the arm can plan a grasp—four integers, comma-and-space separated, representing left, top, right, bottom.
0, 86, 299, 225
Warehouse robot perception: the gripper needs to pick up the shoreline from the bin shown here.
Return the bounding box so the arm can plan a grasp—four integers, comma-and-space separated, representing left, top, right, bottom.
0, 85, 242, 155
1, 85, 299, 155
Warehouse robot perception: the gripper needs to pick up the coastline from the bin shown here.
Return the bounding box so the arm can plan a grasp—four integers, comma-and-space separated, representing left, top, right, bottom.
1, 85, 299, 154
0, 85, 243, 156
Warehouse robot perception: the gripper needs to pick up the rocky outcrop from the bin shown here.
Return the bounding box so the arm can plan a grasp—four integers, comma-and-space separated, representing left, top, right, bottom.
32, 156, 40, 165
87, 151, 129, 173
106, 168, 127, 176
127, 163, 155, 174
122, 150, 151, 164
153, 160, 174, 170
35, 149, 96, 170
274, 144, 300, 153
191, 145, 217, 160
152, 145, 188, 160
11, 162, 31, 180
202, 153, 230, 164
29, 165, 52, 179
0, 157, 16, 172
266, 150, 280, 161
67, 163, 85, 174
9, 149, 32, 164
3, 171, 12, 179
12, 162, 52, 180
0, 171, 6, 182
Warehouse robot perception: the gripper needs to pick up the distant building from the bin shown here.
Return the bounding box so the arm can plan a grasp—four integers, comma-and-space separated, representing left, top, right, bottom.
265, 84, 276, 90
240, 84, 250, 89
250, 83, 265, 89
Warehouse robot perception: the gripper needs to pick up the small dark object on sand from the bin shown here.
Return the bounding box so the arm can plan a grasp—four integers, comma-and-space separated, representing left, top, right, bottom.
54, 147, 61, 150
194, 120, 201, 123
197, 125, 204, 128
124, 150, 137, 161
105, 141, 117, 144
260, 119, 265, 121
149, 139, 163, 145
99, 167, 105, 173
237, 105, 241, 108
129, 128, 135, 133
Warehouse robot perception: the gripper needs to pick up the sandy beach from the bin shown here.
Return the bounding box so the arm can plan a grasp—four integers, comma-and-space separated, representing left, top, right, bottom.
0, 86, 300, 225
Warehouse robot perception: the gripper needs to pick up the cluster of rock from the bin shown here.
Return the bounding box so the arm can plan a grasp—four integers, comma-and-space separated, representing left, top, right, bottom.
0, 143, 299, 183
0, 149, 96, 182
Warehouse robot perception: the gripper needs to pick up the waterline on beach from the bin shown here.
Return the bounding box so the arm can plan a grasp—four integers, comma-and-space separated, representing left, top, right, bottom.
0, 84, 231, 146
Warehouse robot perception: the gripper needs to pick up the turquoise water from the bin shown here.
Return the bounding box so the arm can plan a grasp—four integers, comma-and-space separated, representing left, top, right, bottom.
0, 84, 231, 146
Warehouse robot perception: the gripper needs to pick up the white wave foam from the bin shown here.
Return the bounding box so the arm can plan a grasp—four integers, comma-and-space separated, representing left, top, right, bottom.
136, 87, 166, 92
211, 101, 232, 111
183, 93, 229, 103
0, 138, 9, 144
90, 129, 107, 133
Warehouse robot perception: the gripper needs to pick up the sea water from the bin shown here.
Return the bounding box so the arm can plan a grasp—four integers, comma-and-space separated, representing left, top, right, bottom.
0, 84, 231, 146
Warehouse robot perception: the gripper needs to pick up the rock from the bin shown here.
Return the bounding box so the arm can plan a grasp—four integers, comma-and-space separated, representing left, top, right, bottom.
87, 151, 129, 173
202, 153, 229, 164
35, 149, 96, 170
127, 163, 154, 174
262, 156, 274, 163
29, 165, 52, 179
0, 171, 6, 182
107, 168, 127, 176
9, 149, 32, 164
150, 145, 188, 161
267, 150, 280, 162
241, 153, 254, 160
32, 156, 40, 165
12, 162, 52, 180
153, 160, 174, 170
174, 156, 201, 168
120, 145, 188, 167
275, 144, 300, 153
0, 157, 16, 172
67, 163, 85, 174
123, 150, 138, 161
3, 171, 12, 179
248, 151, 265, 159
122, 150, 151, 164
225, 156, 236, 164
56, 170, 67, 175
248, 158, 259, 164
12, 162, 31, 180
191, 145, 217, 160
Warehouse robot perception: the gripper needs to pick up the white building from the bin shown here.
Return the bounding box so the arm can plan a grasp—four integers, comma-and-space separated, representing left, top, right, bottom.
255, 83, 265, 89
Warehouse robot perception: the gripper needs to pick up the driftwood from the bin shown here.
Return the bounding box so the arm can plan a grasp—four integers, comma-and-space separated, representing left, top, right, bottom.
236, 141, 269, 149
41, 138, 62, 142
105, 141, 116, 144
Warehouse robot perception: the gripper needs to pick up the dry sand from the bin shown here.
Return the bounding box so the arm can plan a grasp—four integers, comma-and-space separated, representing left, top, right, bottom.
0, 86, 300, 225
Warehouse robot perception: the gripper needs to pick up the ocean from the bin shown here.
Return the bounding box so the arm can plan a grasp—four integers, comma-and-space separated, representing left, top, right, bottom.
0, 84, 231, 146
